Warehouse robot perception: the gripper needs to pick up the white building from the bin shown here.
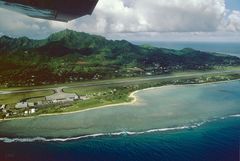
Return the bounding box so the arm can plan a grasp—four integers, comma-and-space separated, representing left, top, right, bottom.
145, 72, 152, 76
46, 93, 79, 102
28, 102, 35, 107
0, 104, 6, 110
37, 101, 43, 105
80, 96, 90, 100
30, 109, 36, 114
15, 102, 28, 109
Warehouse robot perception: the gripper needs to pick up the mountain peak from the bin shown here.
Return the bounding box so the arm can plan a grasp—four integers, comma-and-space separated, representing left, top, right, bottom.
0, 35, 12, 41
57, 29, 79, 36
46, 29, 107, 49
18, 36, 30, 41
47, 29, 92, 42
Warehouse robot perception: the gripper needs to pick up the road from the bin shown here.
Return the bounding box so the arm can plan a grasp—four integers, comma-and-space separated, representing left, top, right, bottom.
0, 70, 240, 95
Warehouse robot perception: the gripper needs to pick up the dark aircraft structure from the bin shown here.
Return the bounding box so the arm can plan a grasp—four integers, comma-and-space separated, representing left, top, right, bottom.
0, 0, 99, 22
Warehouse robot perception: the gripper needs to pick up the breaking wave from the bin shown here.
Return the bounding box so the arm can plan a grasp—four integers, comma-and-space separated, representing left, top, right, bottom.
0, 114, 239, 143
0, 126, 195, 143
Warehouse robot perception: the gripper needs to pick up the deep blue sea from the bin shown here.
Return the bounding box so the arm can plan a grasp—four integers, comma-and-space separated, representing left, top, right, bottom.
0, 117, 239, 161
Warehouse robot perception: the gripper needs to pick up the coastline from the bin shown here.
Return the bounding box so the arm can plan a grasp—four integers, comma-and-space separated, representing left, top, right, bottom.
0, 79, 239, 122
0, 89, 138, 122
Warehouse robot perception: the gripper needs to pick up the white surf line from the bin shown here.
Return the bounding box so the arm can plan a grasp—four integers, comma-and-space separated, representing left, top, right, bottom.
2, 113, 240, 143
0, 121, 208, 143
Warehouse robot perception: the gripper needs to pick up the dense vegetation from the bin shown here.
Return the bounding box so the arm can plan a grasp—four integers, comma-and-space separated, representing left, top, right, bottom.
0, 29, 240, 87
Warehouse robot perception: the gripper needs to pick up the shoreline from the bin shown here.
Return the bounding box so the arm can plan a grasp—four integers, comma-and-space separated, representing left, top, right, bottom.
0, 90, 138, 122
0, 79, 239, 122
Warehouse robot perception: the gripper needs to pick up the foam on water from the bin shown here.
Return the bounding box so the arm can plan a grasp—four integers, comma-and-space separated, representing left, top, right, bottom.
1, 114, 239, 144
0, 126, 191, 143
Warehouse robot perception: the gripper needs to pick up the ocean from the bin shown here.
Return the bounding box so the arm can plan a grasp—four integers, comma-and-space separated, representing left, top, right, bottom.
133, 41, 240, 57
0, 117, 239, 161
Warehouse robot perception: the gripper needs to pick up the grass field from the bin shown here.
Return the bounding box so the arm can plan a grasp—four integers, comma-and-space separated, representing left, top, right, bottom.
0, 90, 54, 106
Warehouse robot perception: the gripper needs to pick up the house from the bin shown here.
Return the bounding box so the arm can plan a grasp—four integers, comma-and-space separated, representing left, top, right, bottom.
15, 102, 28, 109
30, 109, 36, 114
145, 72, 152, 76
0, 104, 6, 110
37, 101, 43, 106
80, 96, 90, 100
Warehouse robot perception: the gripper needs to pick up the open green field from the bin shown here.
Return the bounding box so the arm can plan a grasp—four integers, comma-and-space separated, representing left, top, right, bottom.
0, 90, 54, 105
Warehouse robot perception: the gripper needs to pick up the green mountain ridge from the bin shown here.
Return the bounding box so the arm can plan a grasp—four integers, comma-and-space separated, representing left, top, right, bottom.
0, 29, 239, 87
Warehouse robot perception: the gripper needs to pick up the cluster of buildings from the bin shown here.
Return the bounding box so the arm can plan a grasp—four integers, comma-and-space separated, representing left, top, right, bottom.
13, 90, 88, 116
14, 102, 37, 116
0, 87, 89, 118
15, 92, 80, 109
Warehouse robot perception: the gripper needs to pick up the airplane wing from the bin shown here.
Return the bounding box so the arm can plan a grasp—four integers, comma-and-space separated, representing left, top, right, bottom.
0, 0, 99, 22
